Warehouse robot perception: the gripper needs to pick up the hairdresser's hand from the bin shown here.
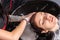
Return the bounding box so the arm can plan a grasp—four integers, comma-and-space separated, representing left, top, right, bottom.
24, 12, 36, 22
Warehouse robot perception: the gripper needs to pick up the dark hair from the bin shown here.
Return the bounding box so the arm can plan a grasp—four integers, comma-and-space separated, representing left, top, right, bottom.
13, 1, 60, 17
12, 0, 60, 22
0, 3, 4, 14
0, 3, 7, 29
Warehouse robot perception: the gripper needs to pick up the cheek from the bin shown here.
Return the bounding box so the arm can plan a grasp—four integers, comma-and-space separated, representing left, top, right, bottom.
43, 20, 54, 29
34, 17, 41, 28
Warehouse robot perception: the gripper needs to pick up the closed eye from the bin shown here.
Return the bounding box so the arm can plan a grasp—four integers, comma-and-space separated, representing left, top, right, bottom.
42, 14, 47, 25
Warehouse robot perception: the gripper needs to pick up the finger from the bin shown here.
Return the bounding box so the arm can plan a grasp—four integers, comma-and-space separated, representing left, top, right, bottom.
29, 12, 36, 15
25, 12, 36, 17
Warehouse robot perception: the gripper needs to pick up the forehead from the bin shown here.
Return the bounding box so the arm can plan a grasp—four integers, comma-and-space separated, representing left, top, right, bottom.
34, 12, 58, 22
33, 12, 58, 26
35, 12, 54, 17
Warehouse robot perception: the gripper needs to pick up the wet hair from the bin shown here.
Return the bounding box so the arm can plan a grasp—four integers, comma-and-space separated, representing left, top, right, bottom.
0, 3, 7, 29
14, 1, 60, 17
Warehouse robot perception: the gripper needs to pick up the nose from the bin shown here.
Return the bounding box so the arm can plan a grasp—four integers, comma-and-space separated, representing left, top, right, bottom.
47, 16, 53, 22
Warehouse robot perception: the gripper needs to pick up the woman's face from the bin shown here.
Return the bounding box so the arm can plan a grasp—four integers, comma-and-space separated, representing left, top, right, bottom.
33, 12, 59, 33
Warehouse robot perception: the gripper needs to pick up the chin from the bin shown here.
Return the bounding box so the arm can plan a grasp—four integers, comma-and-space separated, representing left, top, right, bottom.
50, 24, 59, 32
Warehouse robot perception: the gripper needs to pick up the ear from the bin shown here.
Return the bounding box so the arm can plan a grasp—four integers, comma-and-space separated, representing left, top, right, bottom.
41, 30, 48, 33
